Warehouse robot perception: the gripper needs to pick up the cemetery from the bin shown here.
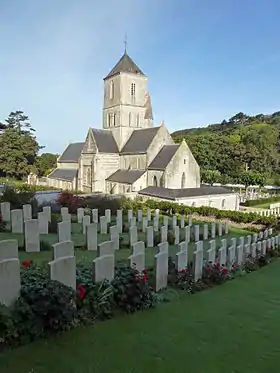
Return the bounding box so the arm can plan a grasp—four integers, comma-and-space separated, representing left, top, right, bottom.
1, 193, 280, 372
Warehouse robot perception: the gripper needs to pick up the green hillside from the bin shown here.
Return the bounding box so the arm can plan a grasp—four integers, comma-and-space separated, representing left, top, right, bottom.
172, 111, 280, 185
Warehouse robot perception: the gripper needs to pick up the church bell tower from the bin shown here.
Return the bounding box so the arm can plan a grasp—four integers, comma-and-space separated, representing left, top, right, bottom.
103, 49, 153, 150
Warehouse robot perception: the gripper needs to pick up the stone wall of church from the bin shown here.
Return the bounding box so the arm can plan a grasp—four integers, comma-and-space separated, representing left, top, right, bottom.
146, 125, 174, 166
164, 142, 200, 189
147, 170, 165, 187
94, 153, 120, 192
120, 154, 146, 169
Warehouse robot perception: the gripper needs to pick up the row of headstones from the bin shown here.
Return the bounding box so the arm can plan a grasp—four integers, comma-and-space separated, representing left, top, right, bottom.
0, 227, 276, 307
193, 229, 277, 281
255, 208, 280, 217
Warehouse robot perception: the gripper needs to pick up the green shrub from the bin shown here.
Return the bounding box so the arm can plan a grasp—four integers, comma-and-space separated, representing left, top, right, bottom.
85, 195, 122, 216
167, 230, 175, 245
243, 196, 280, 207
112, 264, 157, 313
0, 184, 36, 210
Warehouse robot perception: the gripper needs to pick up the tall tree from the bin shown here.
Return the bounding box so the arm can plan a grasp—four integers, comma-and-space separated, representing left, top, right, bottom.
36, 153, 58, 177
0, 111, 42, 179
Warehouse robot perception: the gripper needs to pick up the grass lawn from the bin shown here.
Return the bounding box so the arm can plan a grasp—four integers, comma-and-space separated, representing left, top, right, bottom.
0, 222, 252, 267
1, 260, 280, 373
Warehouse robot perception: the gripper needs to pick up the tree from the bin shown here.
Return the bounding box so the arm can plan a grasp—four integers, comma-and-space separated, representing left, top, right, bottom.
201, 169, 221, 185
35, 153, 58, 177
238, 171, 266, 190
0, 111, 42, 179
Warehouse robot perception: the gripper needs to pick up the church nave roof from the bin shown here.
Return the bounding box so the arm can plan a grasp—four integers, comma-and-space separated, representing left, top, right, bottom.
91, 128, 119, 153
148, 144, 180, 170
106, 169, 146, 184
120, 126, 160, 155
58, 142, 85, 163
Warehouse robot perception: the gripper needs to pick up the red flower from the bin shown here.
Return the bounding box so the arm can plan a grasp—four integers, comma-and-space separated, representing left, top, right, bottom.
77, 284, 86, 300
143, 269, 148, 274
206, 265, 211, 273
221, 267, 228, 274
21, 260, 33, 269
134, 275, 139, 280
142, 275, 148, 281
214, 263, 220, 269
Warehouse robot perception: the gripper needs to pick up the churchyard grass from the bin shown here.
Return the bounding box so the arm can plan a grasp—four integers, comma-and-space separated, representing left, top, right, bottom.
0, 221, 252, 266
1, 259, 280, 373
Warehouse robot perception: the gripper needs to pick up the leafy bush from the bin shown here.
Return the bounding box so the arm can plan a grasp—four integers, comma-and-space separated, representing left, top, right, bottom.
203, 262, 229, 285
85, 195, 123, 216
167, 231, 175, 245
56, 191, 85, 214
0, 184, 37, 211
243, 196, 280, 207
112, 264, 157, 313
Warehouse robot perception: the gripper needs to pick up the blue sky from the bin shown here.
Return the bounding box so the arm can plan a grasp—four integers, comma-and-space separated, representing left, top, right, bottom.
0, 0, 279, 153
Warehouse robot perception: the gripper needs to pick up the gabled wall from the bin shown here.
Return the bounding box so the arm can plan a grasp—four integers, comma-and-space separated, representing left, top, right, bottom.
146, 124, 174, 166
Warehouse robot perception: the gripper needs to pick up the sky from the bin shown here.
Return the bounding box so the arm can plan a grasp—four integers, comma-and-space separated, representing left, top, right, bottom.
0, 0, 280, 153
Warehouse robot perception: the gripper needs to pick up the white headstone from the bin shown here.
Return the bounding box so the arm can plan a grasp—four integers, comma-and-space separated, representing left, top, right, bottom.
93, 255, 114, 282
132, 241, 145, 255
11, 209, 23, 233
206, 246, 216, 264
174, 225, 180, 245
43, 206, 51, 222
52, 241, 74, 260
176, 250, 188, 271
188, 215, 193, 227
142, 217, 148, 232
211, 223, 216, 239
58, 221, 71, 242
98, 240, 115, 256
0, 239, 18, 260
62, 213, 71, 223
0, 258, 21, 306
194, 225, 200, 242
218, 246, 227, 266
105, 209, 111, 224
251, 243, 257, 258
23, 204, 32, 222
129, 225, 138, 247
128, 252, 145, 271
153, 217, 159, 232
49, 256, 76, 289
218, 222, 223, 237
110, 225, 119, 250
82, 215, 91, 235
172, 215, 177, 227
116, 210, 123, 233
225, 221, 229, 235
185, 226, 190, 243
38, 211, 48, 234
157, 241, 168, 254
237, 245, 244, 265
130, 217, 136, 227
25, 219, 40, 252
127, 210, 133, 222
92, 209, 98, 223
227, 246, 236, 265
203, 224, 208, 240
100, 216, 107, 234
180, 216, 185, 228
178, 241, 188, 255
86, 223, 98, 251
146, 226, 154, 248
193, 248, 203, 281
77, 208, 84, 224
147, 209, 151, 221
253, 233, 258, 243
161, 225, 167, 243
61, 207, 69, 219
155, 251, 168, 291
137, 210, 143, 222
0, 202, 10, 222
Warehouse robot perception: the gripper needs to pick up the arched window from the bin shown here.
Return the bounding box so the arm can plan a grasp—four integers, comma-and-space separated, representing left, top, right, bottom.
110, 81, 114, 99
153, 175, 158, 187
137, 113, 140, 127
131, 83, 136, 96
160, 175, 164, 187
222, 199, 226, 209
181, 172, 186, 188
129, 112, 131, 126
107, 113, 110, 127
113, 113, 116, 126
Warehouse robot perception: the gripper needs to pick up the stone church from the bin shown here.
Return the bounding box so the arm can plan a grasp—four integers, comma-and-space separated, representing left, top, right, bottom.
47, 51, 238, 210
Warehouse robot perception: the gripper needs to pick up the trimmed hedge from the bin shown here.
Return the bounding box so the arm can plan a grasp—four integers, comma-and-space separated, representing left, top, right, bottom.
243, 196, 280, 207
120, 198, 277, 227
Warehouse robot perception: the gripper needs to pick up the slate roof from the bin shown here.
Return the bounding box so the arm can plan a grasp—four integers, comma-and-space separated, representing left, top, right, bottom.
120, 127, 160, 154
148, 145, 180, 170
104, 52, 145, 80
106, 169, 146, 184
91, 129, 119, 153
138, 186, 234, 200
58, 142, 84, 163
48, 168, 78, 181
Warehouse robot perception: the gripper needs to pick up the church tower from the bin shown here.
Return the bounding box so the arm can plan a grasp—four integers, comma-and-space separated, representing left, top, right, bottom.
103, 50, 153, 150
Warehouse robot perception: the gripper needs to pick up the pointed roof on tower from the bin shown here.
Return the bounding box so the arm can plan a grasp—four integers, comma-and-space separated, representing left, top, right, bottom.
104, 51, 145, 80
